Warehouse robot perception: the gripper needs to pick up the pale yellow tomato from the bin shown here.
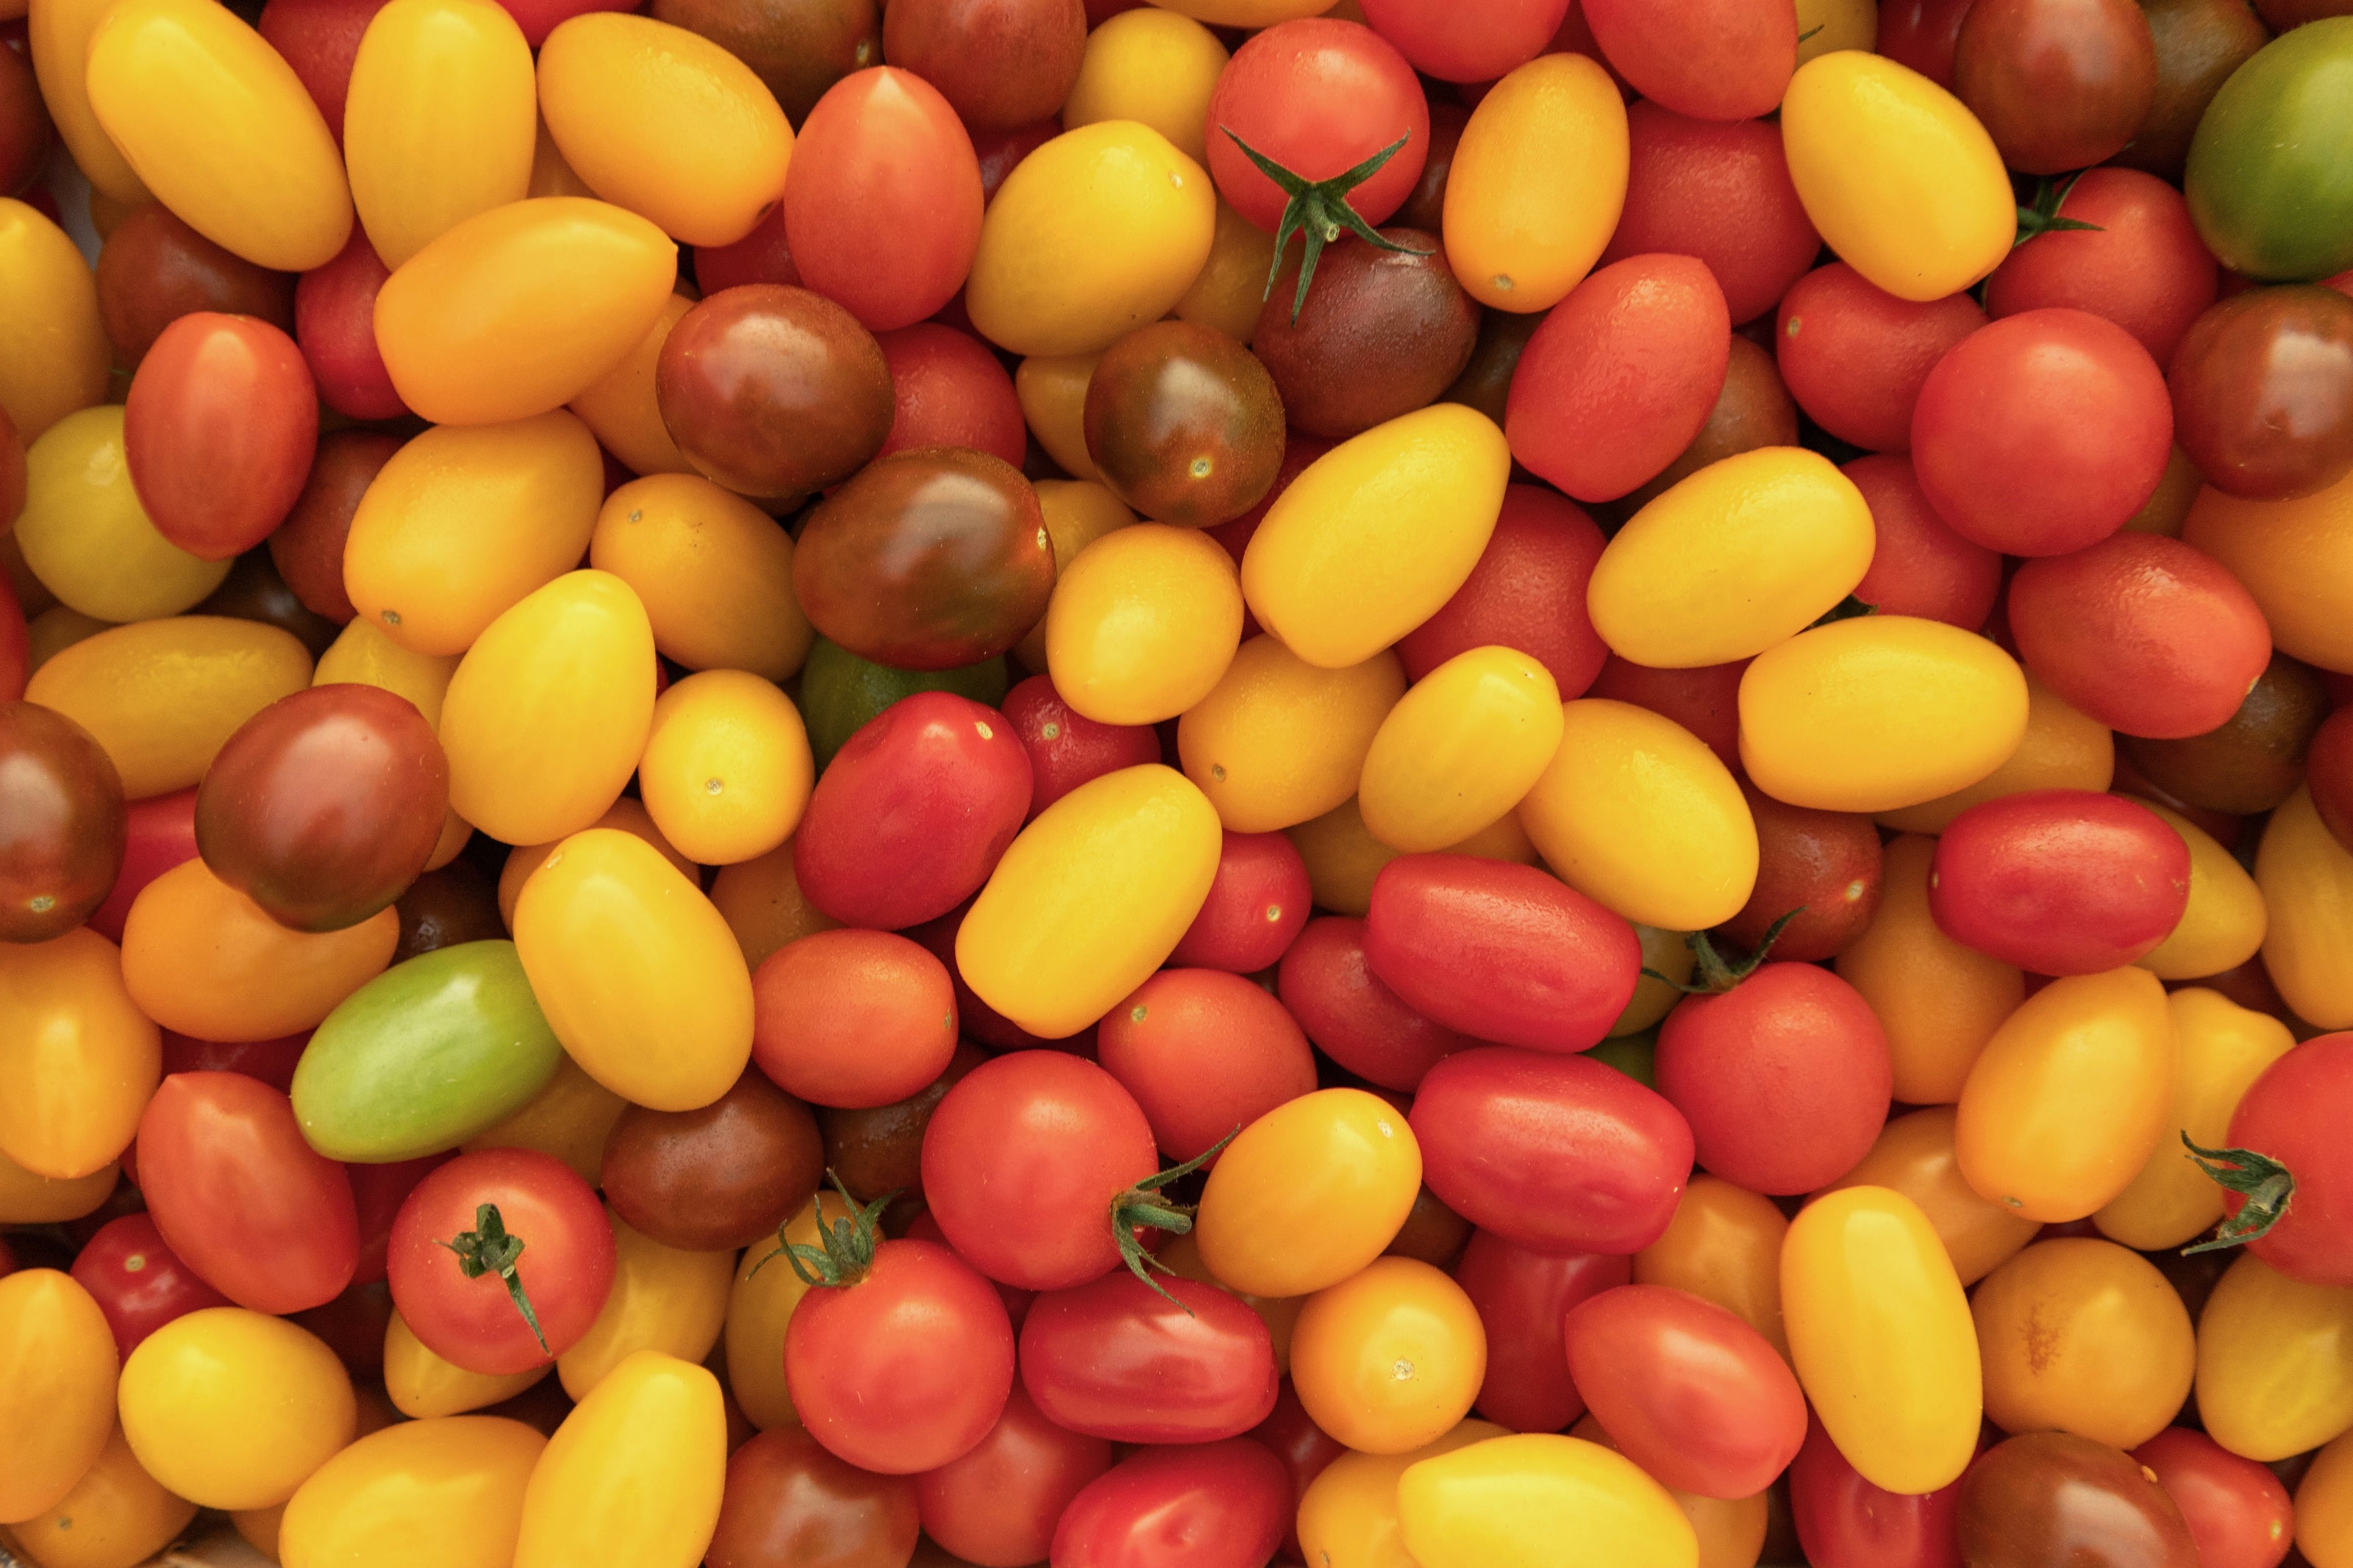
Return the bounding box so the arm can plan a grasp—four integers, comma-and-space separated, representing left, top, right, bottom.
1444, 54, 1629, 312
1291, 1258, 1486, 1455
1175, 201, 1279, 346
1398, 1433, 1698, 1568
637, 670, 812, 866
1046, 523, 1243, 726
1357, 647, 1563, 855
2255, 785, 2353, 1028
314, 617, 462, 729
119, 1308, 356, 1511
1971, 1237, 2194, 1451
1874, 673, 2113, 834
2182, 468, 2353, 673
1296, 1420, 1510, 1568
512, 1352, 726, 1568
26, 0, 150, 205
1060, 9, 1229, 164
0, 199, 110, 443
0, 1270, 118, 1525
570, 293, 698, 479
2195, 1253, 2353, 1462
1196, 1088, 1423, 1300
384, 1310, 553, 1419
2135, 799, 2266, 980
1177, 636, 1405, 834
15, 406, 231, 620
279, 1417, 544, 1568
3, 1422, 196, 1568
0, 928, 159, 1181
588, 473, 813, 681
557, 1216, 735, 1400
724, 1199, 823, 1430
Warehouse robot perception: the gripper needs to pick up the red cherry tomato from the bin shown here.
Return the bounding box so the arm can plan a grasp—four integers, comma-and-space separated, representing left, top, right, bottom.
1984, 168, 2219, 366
1790, 1408, 1969, 1568
1587, 654, 1746, 768
1843, 454, 2003, 629
68, 1213, 232, 1358
1166, 830, 1312, 974
1204, 18, 1429, 236
1876, 0, 1974, 87
2132, 1427, 2294, 1568
1775, 262, 1987, 454
123, 312, 318, 562
1580, 0, 1796, 120
296, 229, 409, 421
1452, 1228, 1630, 1433
876, 323, 1026, 468
706, 1425, 921, 1568
1249, 1380, 1346, 1564
1049, 1438, 1292, 1568
256, 0, 388, 143
88, 790, 199, 944
1001, 673, 1162, 820
1396, 484, 1609, 698
1019, 1272, 1279, 1444
2218, 1034, 2353, 1288
751, 928, 960, 1109
914, 1383, 1112, 1567
1928, 790, 2192, 975
1598, 103, 1820, 327
1278, 916, 1477, 1092
1096, 968, 1318, 1164
693, 202, 801, 295
1354, 0, 1570, 82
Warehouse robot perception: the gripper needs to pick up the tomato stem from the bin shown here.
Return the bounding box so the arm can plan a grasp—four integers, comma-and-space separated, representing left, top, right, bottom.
1643, 909, 1807, 995
2179, 1136, 2296, 1255
438, 1203, 550, 1356
1218, 128, 1433, 325
2013, 171, 2106, 248
754, 1170, 896, 1289
1110, 1126, 1240, 1312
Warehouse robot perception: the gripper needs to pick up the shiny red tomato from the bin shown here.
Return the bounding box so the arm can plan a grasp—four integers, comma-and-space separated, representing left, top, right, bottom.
1278, 917, 1477, 1092
1775, 262, 1985, 455
1452, 1228, 1630, 1433
875, 323, 1027, 468
123, 312, 318, 562
1204, 18, 1429, 236
1050, 1437, 1292, 1568
1018, 1272, 1278, 1445
915, 1383, 1111, 1567
1928, 790, 2191, 975
88, 790, 199, 945
1166, 830, 1313, 974
2215, 1033, 2353, 1288
68, 1213, 231, 1358
1790, 1409, 1970, 1568
2132, 1427, 2294, 1568
1395, 484, 1610, 698
295, 229, 409, 421
1001, 673, 1162, 820
1581, 0, 1796, 120
1095, 967, 1318, 1164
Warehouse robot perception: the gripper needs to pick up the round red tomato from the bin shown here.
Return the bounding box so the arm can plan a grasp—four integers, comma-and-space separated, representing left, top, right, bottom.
1204, 19, 1429, 237
68, 1212, 231, 1358
1095, 967, 1318, 1164
1580, 0, 1796, 121
914, 1383, 1112, 1567
875, 323, 1026, 468
1598, 104, 1821, 329
1843, 454, 2004, 630
2213, 1033, 2353, 1288
1050, 1438, 1292, 1568
1166, 829, 1313, 974
1396, 484, 1610, 698
1983, 168, 2219, 366
1000, 673, 1161, 821
2132, 1427, 2294, 1568
1775, 262, 1986, 455
751, 928, 959, 1109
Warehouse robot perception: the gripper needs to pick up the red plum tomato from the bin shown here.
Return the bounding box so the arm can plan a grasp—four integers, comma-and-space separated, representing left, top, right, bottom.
1452, 1228, 1629, 1433
1018, 1272, 1279, 1445
1775, 263, 1986, 454
1927, 790, 2192, 974
1049, 1439, 1292, 1568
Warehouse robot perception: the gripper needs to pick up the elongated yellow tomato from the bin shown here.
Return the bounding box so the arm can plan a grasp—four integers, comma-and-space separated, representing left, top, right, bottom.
1518, 698, 1757, 931
638, 670, 812, 866
26, 617, 312, 799
1292, 1258, 1486, 1456
375, 198, 679, 426
0, 1150, 118, 1225
1779, 51, 2014, 302
1177, 637, 1405, 834
1836, 835, 2024, 1105
0, 1270, 118, 1525
1971, 1237, 2194, 1451
1060, 9, 1228, 164
440, 570, 655, 846
4, 1422, 196, 1568
1589, 449, 1875, 668
27, 0, 148, 205
0, 200, 110, 443
1740, 615, 2029, 812
1242, 405, 1510, 669
2183, 470, 2353, 673
588, 473, 812, 681
314, 618, 461, 728
279, 1417, 543, 1568
1298, 1420, 1510, 1568
1046, 523, 1243, 726
1954, 967, 2174, 1222
1444, 54, 1629, 312
384, 1310, 552, 1418
85, 0, 352, 271
557, 1217, 734, 1400
513, 1351, 726, 1568
498, 798, 696, 928
1017, 357, 1104, 482
343, 0, 535, 269
1175, 200, 1280, 346
123, 858, 397, 1041
513, 829, 753, 1111
724, 1199, 822, 1430
967, 122, 1216, 357
16, 406, 231, 620
1196, 1088, 1422, 1300
2197, 1254, 2353, 1461
0, 930, 159, 1181
569, 292, 696, 479
120, 1309, 355, 1511
2135, 801, 2266, 980
1398, 1433, 1698, 1568
1357, 647, 1563, 854
2256, 786, 2353, 1028
2303, 1428, 2353, 1568
1782, 1186, 1981, 1495
1875, 673, 2113, 834
959, 765, 1221, 1037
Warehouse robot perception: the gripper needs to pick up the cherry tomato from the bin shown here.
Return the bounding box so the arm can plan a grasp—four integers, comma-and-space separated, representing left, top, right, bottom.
68, 1213, 231, 1359
914, 1383, 1111, 1567
0, 1267, 120, 1523
511, 1350, 726, 1568
1250, 224, 1474, 443
1289, 1256, 1485, 1456
751, 929, 958, 1109
1958, 1431, 2198, 1568
1443, 54, 1629, 313
1599, 104, 1818, 329
1775, 264, 1984, 454
1050, 1437, 1292, 1568
1021, 1270, 1278, 1444
1397, 1432, 1696, 1568
706, 1424, 921, 1568
1396, 484, 1608, 698
1971, 1236, 2195, 1452
2135, 1426, 2294, 1568
2215, 1033, 2353, 1287
1167, 829, 1311, 973
122, 312, 317, 562
876, 323, 1026, 470
1196, 1086, 1425, 1299
1788, 1408, 1967, 1568
1277, 915, 1475, 1091
1985, 168, 2217, 367
295, 227, 409, 420
1096, 967, 1316, 1163
2169, 284, 2353, 502
0, 709, 128, 958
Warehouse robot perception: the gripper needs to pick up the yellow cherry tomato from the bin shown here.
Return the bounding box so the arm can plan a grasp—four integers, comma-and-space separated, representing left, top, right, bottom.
1782, 1186, 1981, 1495
2196, 1253, 2353, 1462
0, 1152, 118, 1225
708, 840, 838, 972
570, 293, 697, 479
513, 828, 753, 1112
1970, 1236, 2193, 1451
2255, 785, 2353, 1028
1633, 1174, 1790, 1359
1613, 925, 1695, 1037
2182, 469, 2353, 673
119, 1308, 355, 1511
0, 200, 110, 443
1398, 1433, 1698, 1568
2301, 1427, 2353, 1568
1296, 1419, 1510, 1568
1444, 53, 1628, 314
26, 0, 149, 205
314, 617, 461, 729
384, 1309, 554, 1418
15, 407, 231, 620
1060, 9, 1228, 165
1196, 1087, 1422, 1300
375, 197, 679, 426
1815, 1106, 2038, 1287
724, 1198, 822, 1430
1016, 356, 1104, 482
121, 856, 396, 1040
1588, 449, 1875, 668
1242, 404, 1510, 668
638, 671, 812, 866
588, 473, 813, 682
558, 1216, 735, 1401
2135, 799, 2266, 980
1046, 523, 1243, 726
1357, 646, 1563, 855
343, 0, 535, 268
968, 122, 1218, 357
512, 1351, 726, 1568
957, 764, 1222, 1037
1875, 673, 2113, 834
1292, 1257, 1486, 1456
462, 1054, 629, 1187
0, 929, 159, 1181
1176, 201, 1280, 346
0, 1270, 118, 1525
84, 0, 352, 271
2095, 987, 2296, 1251
1518, 698, 1757, 931
1154, 1230, 1304, 1374
1778, 51, 2014, 302
1177, 636, 1405, 834
280, 1418, 543, 1568
1738, 615, 2029, 812
500, 797, 699, 928
3, 1422, 196, 1568
1954, 967, 2175, 1223
1835, 834, 2023, 1104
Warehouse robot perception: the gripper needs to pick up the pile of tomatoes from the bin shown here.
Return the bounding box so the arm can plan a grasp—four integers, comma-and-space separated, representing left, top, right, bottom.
4, 0, 2353, 1558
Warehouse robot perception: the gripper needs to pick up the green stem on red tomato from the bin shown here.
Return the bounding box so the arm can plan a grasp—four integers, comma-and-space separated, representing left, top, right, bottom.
2179, 1137, 2296, 1255
1643, 908, 1808, 996
754, 1171, 896, 1289
438, 1202, 551, 1356
1110, 1125, 1242, 1311
1218, 128, 1435, 326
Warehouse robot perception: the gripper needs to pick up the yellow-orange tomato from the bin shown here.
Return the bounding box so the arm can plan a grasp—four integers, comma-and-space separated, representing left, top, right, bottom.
344, 412, 605, 658
1059, 8, 1228, 164
15, 406, 231, 620
2096, 987, 2296, 1251
1046, 523, 1243, 726
1015, 357, 1104, 483
342, 0, 535, 268
26, 0, 149, 205
4, 1422, 196, 1568
0, 1270, 118, 1525
967, 123, 1216, 357
513, 828, 753, 1112
313, 617, 462, 729
1177, 637, 1405, 834
0, 1151, 119, 1225
121, 858, 396, 1041
957, 764, 1223, 1037
2135, 799, 2266, 980
279, 1416, 544, 1568
1835, 834, 2024, 1103
1292, 1258, 1486, 1455
1297, 1420, 1510, 1568
724, 1199, 822, 1430
1633, 1173, 1790, 1358
119, 1308, 356, 1511
2196, 1254, 2353, 1462
499, 798, 696, 929
1287, 797, 1538, 916
1196, 1087, 1423, 1300
1357, 647, 1563, 855
0, 200, 111, 443
24, 616, 313, 799
461, 1053, 630, 1186
1954, 967, 2174, 1223
512, 1352, 726, 1568
557, 1217, 734, 1400
1243, 405, 1510, 669
1815, 1106, 2038, 1287
439, 570, 656, 847
1779, 52, 2014, 302
382, 1310, 553, 1419
374, 197, 679, 426
2302, 1428, 2353, 1568
1174, 201, 1279, 346
1398, 1433, 1698, 1568
570, 293, 698, 479
1588, 449, 1875, 668
1875, 673, 2113, 834
1153, 1231, 1305, 1375
1518, 698, 1758, 931
637, 671, 811, 867
84, 0, 352, 271
0, 929, 159, 1181
588, 473, 813, 682
1444, 53, 1629, 313
2183, 470, 2353, 673
707, 839, 838, 971
1971, 1237, 2193, 1451
1740, 615, 2029, 812
2254, 785, 2353, 1028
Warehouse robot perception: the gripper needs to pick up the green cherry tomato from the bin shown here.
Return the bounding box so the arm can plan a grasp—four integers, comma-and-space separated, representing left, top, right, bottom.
2185, 18, 2353, 281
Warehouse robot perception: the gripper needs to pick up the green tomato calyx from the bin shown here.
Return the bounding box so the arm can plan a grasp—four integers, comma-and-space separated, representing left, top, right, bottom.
1219, 127, 1434, 326
440, 1202, 551, 1356
2181, 1136, 2296, 1256
1110, 1125, 1241, 1312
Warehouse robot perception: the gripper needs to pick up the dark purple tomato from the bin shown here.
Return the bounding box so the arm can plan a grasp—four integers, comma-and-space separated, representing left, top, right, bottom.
1018, 1272, 1279, 1445
1953, 0, 2157, 173
2168, 285, 2353, 501
1001, 673, 1161, 820
1717, 786, 1883, 962
1165, 829, 1312, 973
914, 1383, 1111, 1568
1929, 790, 2192, 974
295, 227, 408, 421
2121, 651, 2329, 817
257, 0, 387, 143
1612, 334, 1799, 517
1048, 1439, 1291, 1568
94, 205, 296, 368
193, 684, 450, 933
1878, 0, 1974, 86
1082, 321, 1285, 529
1843, 453, 2004, 631
193, 548, 342, 661
1249, 231, 1477, 441
1776, 262, 1986, 454
879, 0, 1085, 132
68, 1213, 232, 1359
0, 701, 128, 943
1985, 168, 2219, 368
2111, 0, 2271, 182
820, 1043, 985, 1217
1597, 104, 1820, 329
0, 40, 52, 198
793, 448, 1053, 670
1396, 484, 1609, 695
124, 312, 318, 561
1958, 1431, 2199, 1568
269, 430, 400, 626
1440, 307, 1542, 429
601, 1069, 824, 1251
1451, 1228, 1629, 1433
1790, 1410, 1968, 1568
2132, 1427, 2294, 1568
656, 284, 894, 501
2307, 705, 2353, 854
652, 0, 879, 125
392, 859, 502, 963
1276, 916, 1476, 1092
705, 1425, 920, 1568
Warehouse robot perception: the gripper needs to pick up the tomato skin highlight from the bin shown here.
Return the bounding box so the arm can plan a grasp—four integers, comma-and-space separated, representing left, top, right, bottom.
1018, 1272, 1278, 1445
1049, 1437, 1293, 1568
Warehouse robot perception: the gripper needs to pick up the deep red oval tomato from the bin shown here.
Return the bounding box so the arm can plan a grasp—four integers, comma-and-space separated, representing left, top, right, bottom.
1277, 917, 1477, 1093
1983, 168, 2218, 366
1204, 18, 1429, 237
295, 228, 408, 421
135, 1070, 359, 1314
2132, 1427, 2294, 1568
1018, 1272, 1279, 1445
1000, 674, 1162, 821
1775, 262, 1986, 454
123, 312, 318, 562
1597, 103, 1819, 328
1843, 454, 2004, 629
0, 575, 26, 706
385, 1147, 616, 1375
1452, 1228, 1630, 1433
0, 700, 127, 942
1396, 484, 1610, 698
751, 928, 959, 1109
1928, 790, 2192, 975
915, 1383, 1112, 1567
88, 790, 199, 945
1095, 968, 1317, 1164
1167, 830, 1313, 974
1790, 1408, 1970, 1568
68, 1213, 231, 1358
2217, 1033, 2353, 1289
1580, 0, 1796, 120
876, 323, 1027, 469
1049, 1437, 1292, 1568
